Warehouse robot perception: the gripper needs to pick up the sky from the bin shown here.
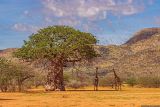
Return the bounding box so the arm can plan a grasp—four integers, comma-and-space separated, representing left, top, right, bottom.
0, 0, 160, 49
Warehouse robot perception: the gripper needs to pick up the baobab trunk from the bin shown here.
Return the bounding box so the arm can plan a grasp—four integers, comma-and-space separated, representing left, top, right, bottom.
48, 58, 65, 91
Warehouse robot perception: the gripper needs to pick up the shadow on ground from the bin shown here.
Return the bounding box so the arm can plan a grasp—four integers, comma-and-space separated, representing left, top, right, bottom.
24, 89, 124, 94
0, 98, 15, 101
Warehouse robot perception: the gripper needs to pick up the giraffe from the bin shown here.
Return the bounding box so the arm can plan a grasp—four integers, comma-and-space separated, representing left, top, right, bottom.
112, 69, 122, 90
94, 67, 99, 91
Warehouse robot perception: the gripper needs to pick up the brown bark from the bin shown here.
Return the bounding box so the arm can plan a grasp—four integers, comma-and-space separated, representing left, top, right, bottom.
47, 57, 65, 91
0, 85, 7, 92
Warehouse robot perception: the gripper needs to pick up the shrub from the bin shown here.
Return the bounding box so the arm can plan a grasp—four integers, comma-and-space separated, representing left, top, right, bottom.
99, 76, 114, 87
63, 73, 71, 84
126, 77, 137, 87
0, 57, 35, 92
138, 76, 160, 88
67, 80, 87, 89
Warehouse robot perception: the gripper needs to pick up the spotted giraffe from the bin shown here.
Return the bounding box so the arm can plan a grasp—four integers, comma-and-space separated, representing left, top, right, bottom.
113, 69, 122, 90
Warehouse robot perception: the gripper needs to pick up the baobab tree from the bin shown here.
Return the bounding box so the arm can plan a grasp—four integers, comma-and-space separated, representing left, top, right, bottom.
14, 26, 98, 91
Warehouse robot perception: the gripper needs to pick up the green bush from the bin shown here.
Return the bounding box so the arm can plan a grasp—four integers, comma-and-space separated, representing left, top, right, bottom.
126, 77, 137, 87
0, 57, 35, 92
67, 80, 88, 89
99, 76, 114, 87
138, 76, 160, 88
63, 73, 71, 84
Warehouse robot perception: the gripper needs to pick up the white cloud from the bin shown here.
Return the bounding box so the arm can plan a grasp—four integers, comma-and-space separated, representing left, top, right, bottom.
12, 23, 40, 33
39, 0, 150, 28
37, 0, 153, 29
57, 17, 80, 26
12, 0, 154, 33
42, 0, 144, 19
24, 10, 29, 16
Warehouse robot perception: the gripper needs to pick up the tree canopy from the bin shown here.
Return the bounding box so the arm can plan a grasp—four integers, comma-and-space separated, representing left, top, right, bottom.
15, 26, 97, 62
14, 26, 98, 91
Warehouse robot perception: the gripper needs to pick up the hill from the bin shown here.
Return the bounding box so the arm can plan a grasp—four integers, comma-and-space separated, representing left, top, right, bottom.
94, 29, 160, 78
112, 34, 160, 78
0, 28, 160, 79
125, 28, 160, 45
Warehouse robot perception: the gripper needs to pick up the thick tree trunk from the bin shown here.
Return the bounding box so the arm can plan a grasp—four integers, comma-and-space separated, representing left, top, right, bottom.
0, 85, 8, 92
46, 58, 65, 91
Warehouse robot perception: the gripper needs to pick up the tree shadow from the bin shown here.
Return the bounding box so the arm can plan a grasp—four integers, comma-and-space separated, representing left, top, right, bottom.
0, 98, 15, 101
66, 89, 124, 91
24, 89, 125, 93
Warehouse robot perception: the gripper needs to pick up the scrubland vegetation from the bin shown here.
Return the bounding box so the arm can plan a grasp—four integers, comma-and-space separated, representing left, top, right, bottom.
0, 26, 160, 107
0, 56, 159, 92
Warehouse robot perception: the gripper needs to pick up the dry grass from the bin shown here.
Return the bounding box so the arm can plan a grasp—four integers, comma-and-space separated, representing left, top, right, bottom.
0, 87, 160, 107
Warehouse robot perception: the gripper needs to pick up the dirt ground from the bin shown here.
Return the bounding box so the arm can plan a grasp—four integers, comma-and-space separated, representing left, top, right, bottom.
0, 87, 160, 107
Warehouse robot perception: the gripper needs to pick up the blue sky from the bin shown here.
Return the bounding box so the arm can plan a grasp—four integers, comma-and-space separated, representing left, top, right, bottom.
0, 0, 160, 49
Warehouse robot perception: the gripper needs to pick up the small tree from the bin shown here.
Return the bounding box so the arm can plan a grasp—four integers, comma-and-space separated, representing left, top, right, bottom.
14, 26, 97, 91
0, 57, 34, 92
99, 76, 114, 87
126, 77, 137, 87
0, 57, 12, 92
138, 76, 160, 88
12, 64, 34, 91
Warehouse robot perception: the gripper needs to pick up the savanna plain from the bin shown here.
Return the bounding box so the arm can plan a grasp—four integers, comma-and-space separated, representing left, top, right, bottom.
0, 87, 160, 107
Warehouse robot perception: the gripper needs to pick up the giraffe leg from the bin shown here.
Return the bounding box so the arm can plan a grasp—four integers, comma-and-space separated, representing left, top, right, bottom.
114, 84, 116, 90
117, 84, 119, 90
115, 84, 117, 90
115, 80, 118, 90
118, 84, 120, 90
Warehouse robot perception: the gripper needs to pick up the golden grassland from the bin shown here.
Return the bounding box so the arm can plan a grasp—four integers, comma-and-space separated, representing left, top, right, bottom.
0, 86, 160, 107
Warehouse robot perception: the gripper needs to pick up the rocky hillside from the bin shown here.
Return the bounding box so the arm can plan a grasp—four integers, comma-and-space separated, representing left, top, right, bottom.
95, 28, 160, 77
0, 28, 160, 78
125, 28, 160, 45
0, 48, 17, 58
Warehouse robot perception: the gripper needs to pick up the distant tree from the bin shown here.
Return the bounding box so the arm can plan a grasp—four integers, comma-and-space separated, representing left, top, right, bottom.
99, 76, 114, 87
14, 26, 97, 91
0, 57, 34, 92
0, 57, 11, 92
12, 64, 34, 91
138, 76, 160, 88
126, 77, 137, 87
67, 80, 87, 89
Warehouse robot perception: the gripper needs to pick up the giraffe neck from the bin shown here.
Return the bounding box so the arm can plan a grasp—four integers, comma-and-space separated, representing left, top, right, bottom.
113, 70, 118, 78
95, 67, 98, 78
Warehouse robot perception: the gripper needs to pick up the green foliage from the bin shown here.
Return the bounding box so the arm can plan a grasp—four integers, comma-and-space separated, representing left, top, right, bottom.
13, 26, 98, 91
126, 77, 137, 87
0, 57, 34, 92
124, 75, 160, 88
67, 80, 88, 89
14, 26, 97, 62
99, 76, 114, 87
0, 57, 12, 91
138, 76, 160, 88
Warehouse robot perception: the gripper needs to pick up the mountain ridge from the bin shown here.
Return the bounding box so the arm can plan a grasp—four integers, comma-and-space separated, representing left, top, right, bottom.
0, 28, 160, 78
125, 28, 160, 45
